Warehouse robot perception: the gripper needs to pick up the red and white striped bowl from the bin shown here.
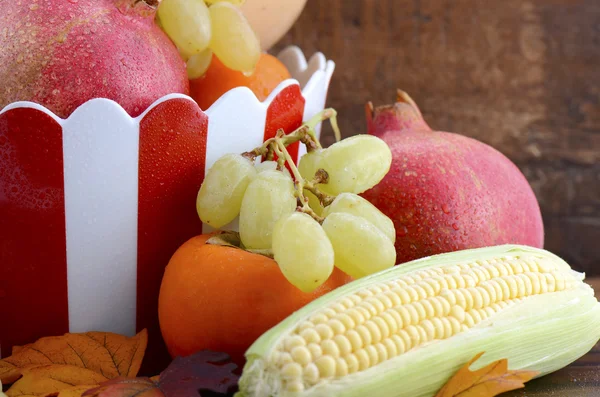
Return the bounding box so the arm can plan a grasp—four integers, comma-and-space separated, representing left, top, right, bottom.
0, 46, 335, 363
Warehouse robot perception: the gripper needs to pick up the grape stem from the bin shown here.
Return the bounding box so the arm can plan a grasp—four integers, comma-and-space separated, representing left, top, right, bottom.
241, 108, 341, 161
304, 170, 336, 208
273, 135, 334, 223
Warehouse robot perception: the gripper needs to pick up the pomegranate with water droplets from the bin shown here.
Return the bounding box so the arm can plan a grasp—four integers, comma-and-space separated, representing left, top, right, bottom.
361, 90, 544, 264
0, 0, 189, 118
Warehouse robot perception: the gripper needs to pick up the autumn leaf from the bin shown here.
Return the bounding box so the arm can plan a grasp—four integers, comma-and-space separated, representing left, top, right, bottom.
10, 346, 31, 356
82, 378, 162, 397
0, 330, 147, 385
158, 351, 239, 396
56, 385, 101, 397
435, 352, 539, 397
83, 350, 240, 397
5, 365, 108, 397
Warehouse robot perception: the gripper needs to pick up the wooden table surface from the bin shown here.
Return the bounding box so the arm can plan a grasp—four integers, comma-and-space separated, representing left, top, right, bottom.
275, 0, 600, 277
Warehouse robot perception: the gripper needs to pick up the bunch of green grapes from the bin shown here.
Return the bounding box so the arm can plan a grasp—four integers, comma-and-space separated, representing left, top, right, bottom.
156, 0, 260, 79
196, 113, 396, 293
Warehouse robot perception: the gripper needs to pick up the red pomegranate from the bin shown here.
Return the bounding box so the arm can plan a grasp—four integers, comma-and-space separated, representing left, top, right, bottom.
0, 0, 189, 118
362, 90, 544, 264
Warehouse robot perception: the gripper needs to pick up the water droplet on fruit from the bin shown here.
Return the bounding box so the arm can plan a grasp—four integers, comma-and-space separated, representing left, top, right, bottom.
442, 204, 450, 214
398, 225, 408, 237
452, 223, 459, 231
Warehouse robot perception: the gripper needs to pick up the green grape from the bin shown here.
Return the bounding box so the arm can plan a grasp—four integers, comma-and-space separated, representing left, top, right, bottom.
322, 193, 396, 244
317, 135, 392, 195
157, 0, 212, 56
305, 190, 324, 216
298, 151, 326, 215
298, 150, 324, 181
178, 46, 192, 62
239, 170, 297, 249
322, 212, 396, 279
272, 212, 335, 293
155, 13, 164, 30
205, 0, 246, 5
187, 48, 213, 79
209, 2, 261, 74
196, 153, 257, 228
255, 160, 278, 173
255, 161, 291, 178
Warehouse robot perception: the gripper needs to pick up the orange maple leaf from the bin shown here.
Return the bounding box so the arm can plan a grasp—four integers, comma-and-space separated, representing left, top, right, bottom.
56, 385, 101, 397
0, 330, 147, 386
435, 352, 539, 397
10, 346, 30, 356
5, 365, 107, 397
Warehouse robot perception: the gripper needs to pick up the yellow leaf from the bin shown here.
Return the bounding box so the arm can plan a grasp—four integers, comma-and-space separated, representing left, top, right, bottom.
435, 352, 539, 397
5, 365, 107, 397
57, 385, 99, 397
0, 330, 147, 385
10, 346, 31, 356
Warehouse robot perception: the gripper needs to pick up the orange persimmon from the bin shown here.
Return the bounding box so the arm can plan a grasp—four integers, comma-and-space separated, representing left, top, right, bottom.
189, 53, 291, 111
157, 233, 352, 366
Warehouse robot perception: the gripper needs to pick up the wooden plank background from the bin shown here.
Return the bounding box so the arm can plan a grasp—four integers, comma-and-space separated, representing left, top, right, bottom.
274, 0, 600, 275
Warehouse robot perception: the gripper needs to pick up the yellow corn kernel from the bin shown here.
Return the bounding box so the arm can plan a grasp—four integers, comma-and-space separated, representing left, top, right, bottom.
306, 343, 322, 360
345, 329, 363, 352
334, 334, 353, 356
291, 346, 312, 366
303, 363, 319, 385
281, 362, 302, 380
314, 356, 336, 379
321, 339, 340, 358
315, 323, 334, 341
344, 354, 359, 374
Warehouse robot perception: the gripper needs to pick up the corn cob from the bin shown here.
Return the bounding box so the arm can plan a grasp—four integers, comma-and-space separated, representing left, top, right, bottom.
236, 245, 600, 397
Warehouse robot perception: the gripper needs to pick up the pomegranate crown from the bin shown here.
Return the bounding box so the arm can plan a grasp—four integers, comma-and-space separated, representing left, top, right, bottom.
366, 89, 431, 135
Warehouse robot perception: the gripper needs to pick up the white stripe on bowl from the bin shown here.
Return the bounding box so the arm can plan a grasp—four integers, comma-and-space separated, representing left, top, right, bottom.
62, 98, 139, 336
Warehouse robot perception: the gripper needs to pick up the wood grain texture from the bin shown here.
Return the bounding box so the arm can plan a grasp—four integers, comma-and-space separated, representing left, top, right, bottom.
274, 0, 600, 274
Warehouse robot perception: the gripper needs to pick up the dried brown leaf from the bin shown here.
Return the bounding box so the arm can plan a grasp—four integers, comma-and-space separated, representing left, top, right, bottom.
82, 378, 163, 397
435, 352, 539, 397
56, 385, 101, 397
10, 346, 31, 356
0, 330, 147, 385
5, 365, 107, 397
